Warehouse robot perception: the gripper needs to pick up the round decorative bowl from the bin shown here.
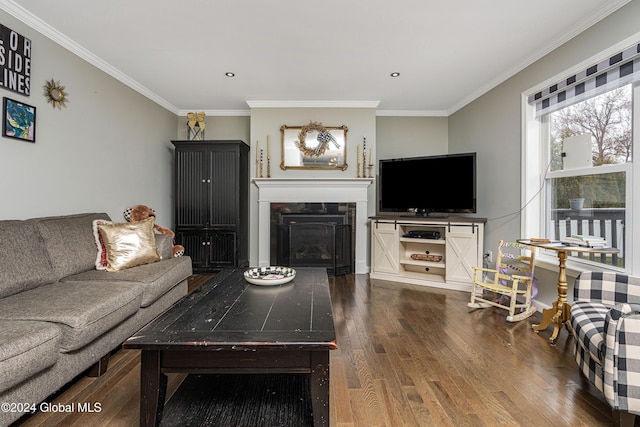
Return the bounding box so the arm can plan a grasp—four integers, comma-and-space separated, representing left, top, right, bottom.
244, 266, 296, 286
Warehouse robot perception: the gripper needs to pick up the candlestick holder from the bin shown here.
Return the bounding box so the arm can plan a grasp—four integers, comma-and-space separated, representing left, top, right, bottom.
259, 161, 264, 178
367, 164, 373, 178
267, 158, 271, 178
362, 151, 367, 178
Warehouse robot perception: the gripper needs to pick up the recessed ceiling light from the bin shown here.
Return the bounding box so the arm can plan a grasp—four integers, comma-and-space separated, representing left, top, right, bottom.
225, 72, 235, 77
390, 72, 400, 77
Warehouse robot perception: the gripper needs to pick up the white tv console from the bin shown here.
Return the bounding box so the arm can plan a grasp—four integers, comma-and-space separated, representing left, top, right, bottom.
370, 216, 486, 291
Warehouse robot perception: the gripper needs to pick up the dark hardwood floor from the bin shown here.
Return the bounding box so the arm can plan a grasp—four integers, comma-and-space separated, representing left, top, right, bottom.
13, 273, 619, 426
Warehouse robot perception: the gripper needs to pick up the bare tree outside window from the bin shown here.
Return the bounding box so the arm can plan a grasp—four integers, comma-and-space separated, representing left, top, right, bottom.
551, 85, 632, 167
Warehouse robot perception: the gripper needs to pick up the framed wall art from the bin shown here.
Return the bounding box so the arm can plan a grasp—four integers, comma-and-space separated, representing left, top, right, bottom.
3, 97, 36, 142
280, 121, 348, 170
0, 24, 32, 96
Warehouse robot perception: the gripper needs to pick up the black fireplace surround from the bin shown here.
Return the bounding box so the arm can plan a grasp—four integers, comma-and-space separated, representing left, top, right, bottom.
271, 203, 354, 276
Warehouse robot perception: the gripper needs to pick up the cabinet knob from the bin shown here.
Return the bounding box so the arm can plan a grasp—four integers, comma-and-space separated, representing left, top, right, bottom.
202, 242, 206, 246
207, 179, 211, 183
202, 179, 206, 183
424, 267, 430, 272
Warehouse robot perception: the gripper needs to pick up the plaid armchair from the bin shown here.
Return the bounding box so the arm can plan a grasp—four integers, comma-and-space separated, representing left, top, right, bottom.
570, 271, 640, 426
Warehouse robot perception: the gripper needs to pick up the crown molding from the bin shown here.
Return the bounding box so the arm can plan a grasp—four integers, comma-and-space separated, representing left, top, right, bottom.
0, 0, 180, 114
176, 109, 251, 117
246, 100, 380, 109
376, 110, 448, 117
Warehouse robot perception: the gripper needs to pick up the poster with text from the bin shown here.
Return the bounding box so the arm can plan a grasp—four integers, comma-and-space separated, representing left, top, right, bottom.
0, 24, 32, 96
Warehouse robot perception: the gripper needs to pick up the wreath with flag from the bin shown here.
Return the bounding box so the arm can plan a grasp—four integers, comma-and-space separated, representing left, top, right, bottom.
295, 121, 342, 157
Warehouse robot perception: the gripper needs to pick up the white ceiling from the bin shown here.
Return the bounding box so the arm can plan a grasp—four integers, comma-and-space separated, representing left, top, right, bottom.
1, 0, 631, 115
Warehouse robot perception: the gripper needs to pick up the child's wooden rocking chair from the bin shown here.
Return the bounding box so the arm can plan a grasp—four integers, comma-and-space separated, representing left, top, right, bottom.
468, 240, 537, 322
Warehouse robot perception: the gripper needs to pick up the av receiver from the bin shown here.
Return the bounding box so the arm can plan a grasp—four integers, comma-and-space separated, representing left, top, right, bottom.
403, 230, 441, 240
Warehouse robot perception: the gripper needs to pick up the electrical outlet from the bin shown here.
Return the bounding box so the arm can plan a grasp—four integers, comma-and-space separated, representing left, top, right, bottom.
486, 250, 493, 263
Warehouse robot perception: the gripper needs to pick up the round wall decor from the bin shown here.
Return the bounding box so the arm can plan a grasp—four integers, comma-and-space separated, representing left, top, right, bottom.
43, 79, 68, 109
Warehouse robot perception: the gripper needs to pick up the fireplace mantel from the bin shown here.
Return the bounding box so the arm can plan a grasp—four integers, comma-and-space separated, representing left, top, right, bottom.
253, 178, 373, 274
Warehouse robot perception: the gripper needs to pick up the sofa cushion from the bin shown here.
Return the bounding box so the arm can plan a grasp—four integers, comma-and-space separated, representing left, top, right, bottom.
570, 300, 610, 364
63, 256, 192, 307
0, 320, 61, 393
155, 234, 174, 260
36, 213, 111, 280
0, 281, 142, 352
0, 220, 57, 299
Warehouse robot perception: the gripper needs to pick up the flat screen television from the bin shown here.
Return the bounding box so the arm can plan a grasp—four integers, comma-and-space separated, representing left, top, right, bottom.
378, 152, 476, 216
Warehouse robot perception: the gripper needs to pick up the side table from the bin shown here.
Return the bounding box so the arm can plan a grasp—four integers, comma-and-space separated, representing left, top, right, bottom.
518, 239, 619, 344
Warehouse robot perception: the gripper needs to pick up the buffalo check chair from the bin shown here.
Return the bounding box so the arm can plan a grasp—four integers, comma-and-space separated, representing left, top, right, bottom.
570, 271, 640, 426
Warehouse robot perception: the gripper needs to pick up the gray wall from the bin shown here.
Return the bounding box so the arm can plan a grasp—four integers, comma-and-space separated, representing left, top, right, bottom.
448, 0, 640, 304
376, 116, 448, 162
0, 11, 178, 224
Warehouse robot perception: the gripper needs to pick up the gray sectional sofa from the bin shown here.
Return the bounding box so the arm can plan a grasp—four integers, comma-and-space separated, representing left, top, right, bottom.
0, 213, 192, 426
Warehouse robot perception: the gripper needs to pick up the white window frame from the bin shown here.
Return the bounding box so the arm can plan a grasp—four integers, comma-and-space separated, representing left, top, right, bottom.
522, 35, 640, 276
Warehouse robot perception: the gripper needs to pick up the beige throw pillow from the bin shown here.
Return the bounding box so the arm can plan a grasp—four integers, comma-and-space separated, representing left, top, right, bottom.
97, 217, 160, 271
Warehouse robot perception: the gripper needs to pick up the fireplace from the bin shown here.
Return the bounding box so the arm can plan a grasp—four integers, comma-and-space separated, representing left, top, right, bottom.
253, 178, 373, 274
273, 207, 353, 276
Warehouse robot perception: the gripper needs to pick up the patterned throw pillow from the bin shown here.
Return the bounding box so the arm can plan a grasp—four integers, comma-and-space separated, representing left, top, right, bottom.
92, 219, 112, 270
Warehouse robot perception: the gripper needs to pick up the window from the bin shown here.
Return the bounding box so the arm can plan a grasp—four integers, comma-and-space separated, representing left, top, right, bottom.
523, 40, 639, 274
546, 86, 631, 269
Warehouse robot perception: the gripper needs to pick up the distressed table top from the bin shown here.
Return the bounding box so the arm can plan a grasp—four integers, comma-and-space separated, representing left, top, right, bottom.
124, 267, 337, 352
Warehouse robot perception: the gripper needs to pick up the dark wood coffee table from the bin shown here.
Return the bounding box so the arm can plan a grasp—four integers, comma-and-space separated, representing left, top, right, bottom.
123, 267, 337, 427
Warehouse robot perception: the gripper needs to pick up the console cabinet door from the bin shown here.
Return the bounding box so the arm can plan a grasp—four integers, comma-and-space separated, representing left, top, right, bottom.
371, 222, 400, 274
207, 148, 240, 228
176, 231, 209, 271
174, 146, 207, 228
176, 230, 237, 270
207, 231, 237, 268
445, 226, 480, 284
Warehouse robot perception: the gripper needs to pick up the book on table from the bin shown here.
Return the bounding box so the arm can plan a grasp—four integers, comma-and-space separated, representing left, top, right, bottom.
562, 235, 608, 248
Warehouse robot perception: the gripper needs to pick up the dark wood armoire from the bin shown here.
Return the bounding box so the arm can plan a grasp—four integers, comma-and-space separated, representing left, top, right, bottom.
171, 140, 249, 272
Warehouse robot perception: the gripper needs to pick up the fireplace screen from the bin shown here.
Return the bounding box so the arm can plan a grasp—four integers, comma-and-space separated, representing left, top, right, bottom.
276, 213, 352, 276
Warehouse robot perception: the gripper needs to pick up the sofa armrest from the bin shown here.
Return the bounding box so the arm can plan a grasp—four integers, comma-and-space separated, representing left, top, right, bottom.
602, 303, 640, 412
155, 234, 173, 260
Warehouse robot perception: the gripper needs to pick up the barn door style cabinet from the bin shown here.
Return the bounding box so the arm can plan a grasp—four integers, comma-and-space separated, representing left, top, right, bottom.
370, 216, 486, 291
172, 140, 249, 272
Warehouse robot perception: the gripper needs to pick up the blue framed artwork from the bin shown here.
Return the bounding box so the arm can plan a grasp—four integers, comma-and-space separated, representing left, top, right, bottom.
3, 97, 36, 142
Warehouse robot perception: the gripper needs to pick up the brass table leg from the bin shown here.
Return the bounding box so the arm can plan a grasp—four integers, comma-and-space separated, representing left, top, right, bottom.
532, 250, 570, 344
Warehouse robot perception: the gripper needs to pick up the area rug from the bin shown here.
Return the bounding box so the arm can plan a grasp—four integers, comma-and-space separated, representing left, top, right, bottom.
160, 373, 313, 427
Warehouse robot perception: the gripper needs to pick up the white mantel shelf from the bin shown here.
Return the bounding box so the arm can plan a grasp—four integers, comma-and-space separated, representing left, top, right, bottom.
253, 177, 373, 188
253, 177, 373, 274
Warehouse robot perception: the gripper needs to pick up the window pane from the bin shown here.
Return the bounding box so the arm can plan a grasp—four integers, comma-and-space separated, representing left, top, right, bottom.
546, 172, 625, 268
549, 85, 632, 172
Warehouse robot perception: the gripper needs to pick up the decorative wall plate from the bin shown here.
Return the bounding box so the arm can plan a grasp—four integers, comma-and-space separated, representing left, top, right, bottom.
244, 266, 296, 286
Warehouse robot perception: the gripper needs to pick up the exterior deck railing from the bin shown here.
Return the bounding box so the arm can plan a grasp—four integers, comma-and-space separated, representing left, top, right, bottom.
549, 208, 624, 266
